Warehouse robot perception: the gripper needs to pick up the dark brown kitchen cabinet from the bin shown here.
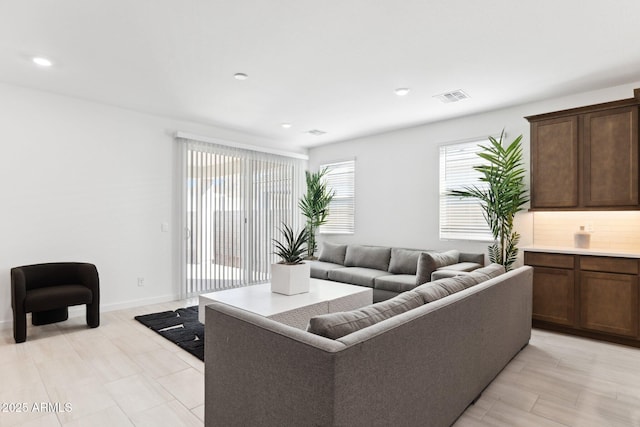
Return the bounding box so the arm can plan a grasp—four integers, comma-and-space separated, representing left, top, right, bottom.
525, 252, 576, 326
582, 107, 638, 207
526, 89, 640, 210
525, 251, 640, 347
579, 271, 638, 337
530, 116, 578, 208
532, 267, 576, 326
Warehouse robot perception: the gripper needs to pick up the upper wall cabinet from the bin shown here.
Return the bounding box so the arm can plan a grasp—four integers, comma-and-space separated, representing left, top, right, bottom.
526, 89, 640, 210
582, 107, 638, 207
530, 116, 579, 208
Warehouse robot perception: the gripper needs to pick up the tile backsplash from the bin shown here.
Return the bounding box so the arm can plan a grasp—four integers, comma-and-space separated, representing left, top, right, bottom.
533, 211, 640, 251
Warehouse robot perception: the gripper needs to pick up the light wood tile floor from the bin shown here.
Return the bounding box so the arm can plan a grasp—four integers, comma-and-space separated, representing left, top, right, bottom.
1, 300, 639, 426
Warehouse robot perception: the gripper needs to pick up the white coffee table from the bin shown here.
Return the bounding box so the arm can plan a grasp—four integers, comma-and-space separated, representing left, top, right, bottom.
198, 278, 373, 330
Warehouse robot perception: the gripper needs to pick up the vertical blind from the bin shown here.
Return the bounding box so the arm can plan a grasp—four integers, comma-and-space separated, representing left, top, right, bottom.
320, 160, 355, 234
180, 137, 305, 295
439, 139, 493, 241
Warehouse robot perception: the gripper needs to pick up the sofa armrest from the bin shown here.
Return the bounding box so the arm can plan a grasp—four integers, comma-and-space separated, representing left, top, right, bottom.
205, 302, 345, 426
76, 263, 100, 303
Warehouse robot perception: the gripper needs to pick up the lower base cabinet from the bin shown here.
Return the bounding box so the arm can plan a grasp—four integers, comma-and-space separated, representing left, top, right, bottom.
580, 271, 638, 337
532, 267, 575, 326
525, 251, 640, 347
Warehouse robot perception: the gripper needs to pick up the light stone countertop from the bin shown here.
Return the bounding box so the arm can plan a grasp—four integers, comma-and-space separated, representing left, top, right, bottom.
522, 245, 640, 259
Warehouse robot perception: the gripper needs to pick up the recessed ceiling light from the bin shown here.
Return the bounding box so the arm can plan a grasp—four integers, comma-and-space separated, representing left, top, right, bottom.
32, 57, 52, 67
307, 129, 326, 136
233, 73, 248, 80
281, 123, 292, 129
394, 88, 410, 96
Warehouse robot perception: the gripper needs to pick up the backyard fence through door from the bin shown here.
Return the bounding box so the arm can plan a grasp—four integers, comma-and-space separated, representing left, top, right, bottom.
178, 135, 306, 297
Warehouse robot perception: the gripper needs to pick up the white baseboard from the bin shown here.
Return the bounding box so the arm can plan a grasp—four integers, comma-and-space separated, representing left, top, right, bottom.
99, 294, 182, 312
0, 293, 182, 331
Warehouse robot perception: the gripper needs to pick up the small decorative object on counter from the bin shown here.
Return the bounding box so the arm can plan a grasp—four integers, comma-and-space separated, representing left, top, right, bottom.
574, 225, 591, 249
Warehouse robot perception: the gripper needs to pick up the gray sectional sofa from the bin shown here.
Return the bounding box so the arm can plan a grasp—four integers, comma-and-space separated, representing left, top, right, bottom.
310, 242, 485, 302
205, 264, 533, 427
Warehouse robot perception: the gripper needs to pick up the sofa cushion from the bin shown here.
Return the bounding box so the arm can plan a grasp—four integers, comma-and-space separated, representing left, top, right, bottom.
460, 252, 485, 265
436, 275, 478, 294
388, 248, 424, 275
430, 262, 483, 281
414, 274, 478, 303
310, 261, 345, 280
469, 263, 506, 282
430, 270, 471, 281
328, 267, 389, 288
436, 262, 483, 273
415, 250, 460, 285
318, 242, 348, 265
24, 285, 93, 312
307, 291, 424, 339
413, 282, 450, 303
374, 274, 417, 293
344, 245, 391, 271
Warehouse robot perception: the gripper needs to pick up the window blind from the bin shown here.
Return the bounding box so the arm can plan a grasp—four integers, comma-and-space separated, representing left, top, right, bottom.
320, 160, 355, 234
180, 137, 305, 295
439, 140, 493, 241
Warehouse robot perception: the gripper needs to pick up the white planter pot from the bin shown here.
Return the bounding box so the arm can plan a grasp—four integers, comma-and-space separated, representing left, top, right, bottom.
271, 262, 310, 295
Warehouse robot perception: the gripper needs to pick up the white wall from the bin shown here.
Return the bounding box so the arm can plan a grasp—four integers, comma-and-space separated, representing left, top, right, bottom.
0, 82, 306, 328
308, 81, 640, 260
3, 79, 638, 328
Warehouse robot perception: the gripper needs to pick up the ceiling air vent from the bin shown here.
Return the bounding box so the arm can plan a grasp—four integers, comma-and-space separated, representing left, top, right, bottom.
307, 129, 327, 136
433, 90, 470, 103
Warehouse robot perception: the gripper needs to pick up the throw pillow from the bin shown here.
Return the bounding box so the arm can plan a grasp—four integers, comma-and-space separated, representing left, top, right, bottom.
415, 250, 460, 285
388, 248, 424, 275
307, 291, 424, 340
318, 242, 348, 265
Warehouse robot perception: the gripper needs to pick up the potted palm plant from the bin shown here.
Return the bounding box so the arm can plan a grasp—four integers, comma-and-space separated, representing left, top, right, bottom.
271, 223, 310, 295
299, 168, 334, 259
448, 131, 529, 271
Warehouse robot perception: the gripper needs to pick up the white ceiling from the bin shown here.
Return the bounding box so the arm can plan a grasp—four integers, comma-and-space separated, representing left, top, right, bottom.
2, 0, 640, 151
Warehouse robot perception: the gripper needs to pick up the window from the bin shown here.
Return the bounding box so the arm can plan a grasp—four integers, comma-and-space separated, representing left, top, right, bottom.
439, 139, 493, 241
320, 160, 355, 234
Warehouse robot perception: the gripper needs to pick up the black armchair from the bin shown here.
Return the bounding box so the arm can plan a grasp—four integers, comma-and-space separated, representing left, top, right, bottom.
11, 262, 100, 343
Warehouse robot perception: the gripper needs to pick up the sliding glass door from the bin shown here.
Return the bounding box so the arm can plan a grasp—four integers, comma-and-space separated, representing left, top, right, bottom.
180, 137, 305, 296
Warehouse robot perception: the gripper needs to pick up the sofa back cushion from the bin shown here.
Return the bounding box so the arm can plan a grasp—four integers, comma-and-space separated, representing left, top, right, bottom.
469, 263, 506, 281
415, 250, 460, 285
318, 242, 348, 265
437, 274, 479, 294
413, 282, 450, 303
307, 291, 424, 339
415, 263, 506, 304
414, 274, 478, 303
388, 248, 425, 275
344, 245, 391, 271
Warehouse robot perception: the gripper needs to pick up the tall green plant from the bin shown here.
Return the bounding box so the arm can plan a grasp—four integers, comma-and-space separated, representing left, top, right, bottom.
299, 168, 335, 258
448, 131, 529, 271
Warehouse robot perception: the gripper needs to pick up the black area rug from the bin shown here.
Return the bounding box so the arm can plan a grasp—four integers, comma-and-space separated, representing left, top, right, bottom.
134, 306, 204, 361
